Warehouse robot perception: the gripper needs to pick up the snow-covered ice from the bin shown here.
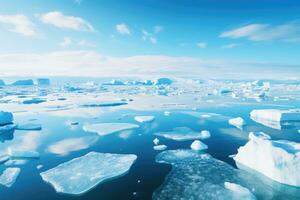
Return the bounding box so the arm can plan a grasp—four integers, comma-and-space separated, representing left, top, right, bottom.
0, 111, 13, 125
40, 152, 137, 195
224, 182, 256, 200
154, 78, 172, 85
154, 145, 168, 151
83, 123, 139, 136
134, 115, 155, 123
229, 117, 246, 129
190, 140, 208, 151
0, 168, 21, 187
234, 132, 300, 187
154, 127, 210, 141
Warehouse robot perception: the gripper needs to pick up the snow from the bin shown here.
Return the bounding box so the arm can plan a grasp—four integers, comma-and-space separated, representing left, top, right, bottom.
153, 149, 260, 200
0, 168, 21, 187
16, 123, 42, 131
154, 78, 172, 85
229, 117, 246, 129
134, 115, 155, 123
12, 79, 34, 86
190, 140, 208, 151
234, 132, 300, 187
154, 145, 167, 151
37, 78, 50, 86
153, 138, 160, 145
7, 148, 40, 159
155, 127, 210, 141
250, 109, 300, 122
47, 136, 98, 155
224, 182, 256, 200
0, 111, 13, 125
40, 152, 137, 195
83, 123, 139, 136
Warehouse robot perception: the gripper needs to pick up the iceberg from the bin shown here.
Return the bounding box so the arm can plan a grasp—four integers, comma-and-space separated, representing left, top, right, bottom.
154, 145, 167, 151
83, 123, 139, 136
154, 127, 210, 141
11, 79, 34, 86
40, 152, 137, 195
37, 78, 50, 86
190, 140, 208, 151
16, 123, 42, 131
0, 111, 13, 125
229, 117, 246, 129
134, 115, 155, 123
153, 138, 160, 145
153, 149, 258, 200
0, 168, 21, 187
234, 132, 300, 187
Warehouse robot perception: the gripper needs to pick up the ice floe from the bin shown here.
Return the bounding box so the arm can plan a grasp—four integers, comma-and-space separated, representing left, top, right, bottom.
16, 123, 42, 131
190, 140, 208, 151
40, 152, 137, 195
154, 145, 168, 151
234, 132, 300, 187
83, 123, 139, 136
0, 168, 21, 187
154, 127, 210, 141
229, 117, 246, 129
224, 182, 256, 200
134, 115, 155, 123
153, 138, 160, 145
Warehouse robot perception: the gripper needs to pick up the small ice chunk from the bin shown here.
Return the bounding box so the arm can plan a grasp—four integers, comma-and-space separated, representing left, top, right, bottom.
16, 123, 42, 131
154, 145, 167, 151
234, 133, 300, 187
224, 182, 256, 200
190, 140, 208, 151
0, 168, 21, 187
0, 111, 13, 125
37, 165, 43, 170
70, 122, 79, 125
12, 79, 33, 86
8, 148, 40, 159
83, 123, 139, 136
153, 138, 160, 145
164, 111, 171, 116
40, 152, 137, 195
134, 116, 155, 123
250, 109, 300, 122
154, 127, 210, 141
229, 117, 246, 129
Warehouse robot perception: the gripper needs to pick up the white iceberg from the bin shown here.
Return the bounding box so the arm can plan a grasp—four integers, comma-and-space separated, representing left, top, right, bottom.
0, 111, 13, 125
83, 123, 139, 136
229, 117, 246, 129
154, 145, 167, 151
134, 115, 155, 123
224, 182, 256, 200
16, 123, 42, 131
154, 127, 210, 141
190, 140, 208, 151
0, 155, 9, 164
234, 132, 300, 187
153, 138, 160, 145
40, 152, 137, 195
0, 168, 21, 187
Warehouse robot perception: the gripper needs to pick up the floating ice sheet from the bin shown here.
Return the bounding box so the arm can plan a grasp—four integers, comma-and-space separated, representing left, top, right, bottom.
16, 123, 42, 131
229, 117, 246, 129
154, 127, 210, 141
40, 152, 137, 195
0, 168, 20, 187
83, 123, 139, 136
134, 115, 155, 123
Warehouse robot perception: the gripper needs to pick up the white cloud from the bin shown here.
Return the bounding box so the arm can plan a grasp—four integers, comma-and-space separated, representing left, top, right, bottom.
73, 0, 83, 4
197, 42, 207, 48
0, 14, 36, 36
221, 43, 240, 49
59, 37, 72, 47
39, 11, 94, 31
150, 37, 157, 44
116, 23, 130, 35
220, 22, 300, 42
142, 27, 161, 44
154, 25, 163, 33
0, 50, 298, 79
77, 40, 96, 47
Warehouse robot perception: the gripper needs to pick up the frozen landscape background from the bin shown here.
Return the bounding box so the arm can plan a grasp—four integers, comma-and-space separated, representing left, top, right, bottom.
0, 0, 300, 200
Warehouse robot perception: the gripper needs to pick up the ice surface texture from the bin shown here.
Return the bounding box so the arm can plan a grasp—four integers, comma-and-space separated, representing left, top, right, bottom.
40, 152, 137, 195
234, 132, 300, 187
154, 127, 210, 141
83, 123, 139, 136
0, 168, 20, 187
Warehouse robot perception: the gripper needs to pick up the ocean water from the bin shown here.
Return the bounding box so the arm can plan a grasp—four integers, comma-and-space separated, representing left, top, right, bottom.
0, 79, 300, 200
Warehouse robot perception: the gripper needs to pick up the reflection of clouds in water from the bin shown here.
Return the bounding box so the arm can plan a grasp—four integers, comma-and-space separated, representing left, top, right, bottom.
119, 130, 133, 140
48, 136, 98, 156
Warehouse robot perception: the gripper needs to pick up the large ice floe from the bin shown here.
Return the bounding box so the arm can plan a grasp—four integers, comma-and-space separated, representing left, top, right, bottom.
250, 109, 300, 130
83, 123, 139, 136
154, 127, 210, 141
153, 149, 257, 200
0, 168, 21, 187
40, 152, 137, 195
234, 132, 300, 187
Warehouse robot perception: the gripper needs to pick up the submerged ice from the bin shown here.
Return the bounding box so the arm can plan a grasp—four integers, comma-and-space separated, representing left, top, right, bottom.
0, 168, 21, 188
40, 152, 137, 195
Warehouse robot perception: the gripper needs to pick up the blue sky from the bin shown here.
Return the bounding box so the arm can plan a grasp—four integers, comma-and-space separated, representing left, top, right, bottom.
0, 0, 299, 79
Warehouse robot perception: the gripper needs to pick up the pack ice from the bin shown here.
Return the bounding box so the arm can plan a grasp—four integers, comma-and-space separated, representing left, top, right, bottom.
154, 127, 210, 141
83, 123, 139, 136
40, 152, 137, 195
0, 168, 21, 187
153, 149, 257, 200
234, 132, 300, 187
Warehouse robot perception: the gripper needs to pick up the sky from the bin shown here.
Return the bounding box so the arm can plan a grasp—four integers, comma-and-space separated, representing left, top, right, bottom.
0, 0, 300, 79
